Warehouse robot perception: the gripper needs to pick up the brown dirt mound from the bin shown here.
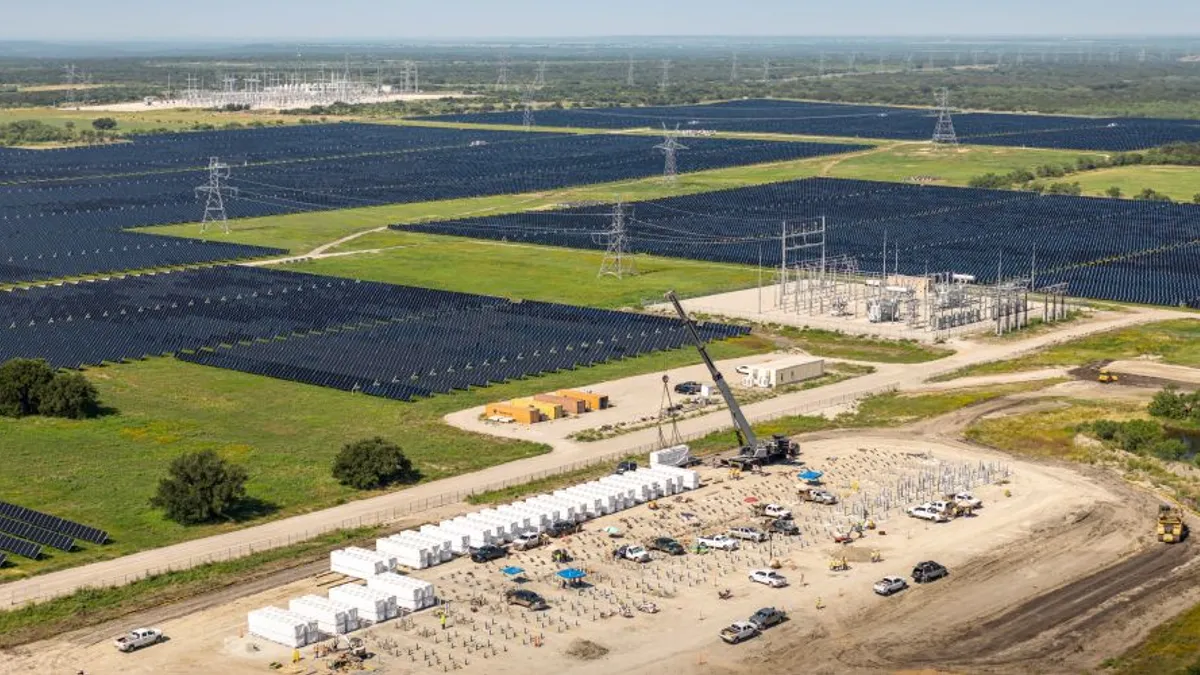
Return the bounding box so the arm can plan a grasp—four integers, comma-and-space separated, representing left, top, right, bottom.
565, 639, 611, 660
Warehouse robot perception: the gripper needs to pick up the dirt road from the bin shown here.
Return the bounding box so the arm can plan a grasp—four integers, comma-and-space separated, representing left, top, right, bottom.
0, 306, 1186, 610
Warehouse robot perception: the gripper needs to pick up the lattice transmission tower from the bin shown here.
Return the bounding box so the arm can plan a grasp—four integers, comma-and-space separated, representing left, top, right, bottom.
195, 157, 238, 234
932, 88, 959, 146
659, 59, 671, 90
653, 124, 688, 184
597, 201, 636, 279
496, 57, 509, 90
520, 83, 536, 130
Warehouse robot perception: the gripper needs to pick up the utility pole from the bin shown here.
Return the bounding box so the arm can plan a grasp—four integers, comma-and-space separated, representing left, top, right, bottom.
653, 124, 687, 183
598, 201, 636, 279
195, 157, 238, 234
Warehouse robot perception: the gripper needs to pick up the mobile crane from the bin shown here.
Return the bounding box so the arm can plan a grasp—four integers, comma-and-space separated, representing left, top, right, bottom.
664, 291, 797, 469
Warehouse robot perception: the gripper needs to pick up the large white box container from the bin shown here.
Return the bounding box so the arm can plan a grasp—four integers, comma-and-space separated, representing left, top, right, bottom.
329, 583, 398, 624
420, 525, 471, 554
743, 355, 825, 388
289, 595, 358, 636
331, 547, 395, 579
369, 573, 437, 612
247, 607, 318, 648
376, 535, 434, 569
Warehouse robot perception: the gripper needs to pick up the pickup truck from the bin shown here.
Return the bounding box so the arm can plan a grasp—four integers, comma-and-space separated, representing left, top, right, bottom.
951, 492, 983, 508
754, 503, 792, 519
511, 533, 543, 551
719, 621, 759, 644
769, 518, 800, 535
114, 627, 164, 652
697, 534, 740, 551
613, 544, 651, 563
748, 569, 788, 588
728, 526, 768, 543
907, 505, 950, 523
748, 607, 787, 630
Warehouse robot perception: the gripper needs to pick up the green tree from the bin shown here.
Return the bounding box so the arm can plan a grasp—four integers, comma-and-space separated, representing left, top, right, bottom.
0, 358, 56, 417
1150, 438, 1189, 462
332, 437, 418, 490
1149, 386, 1189, 420
91, 117, 117, 131
36, 372, 99, 419
1105, 186, 1123, 198
1193, 193, 1200, 205
150, 450, 249, 524
1115, 419, 1162, 454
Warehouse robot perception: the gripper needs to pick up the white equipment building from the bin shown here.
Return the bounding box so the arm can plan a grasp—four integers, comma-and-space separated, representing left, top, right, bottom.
742, 355, 825, 389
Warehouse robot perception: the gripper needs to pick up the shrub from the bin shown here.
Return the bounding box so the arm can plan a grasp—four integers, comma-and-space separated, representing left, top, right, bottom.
0, 358, 56, 417
1115, 419, 1163, 454
1150, 438, 1190, 462
150, 450, 249, 524
36, 372, 99, 419
91, 117, 117, 131
332, 437, 418, 490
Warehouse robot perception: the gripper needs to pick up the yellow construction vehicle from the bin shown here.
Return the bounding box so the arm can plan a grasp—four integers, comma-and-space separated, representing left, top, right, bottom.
1158, 504, 1187, 543
1098, 368, 1118, 384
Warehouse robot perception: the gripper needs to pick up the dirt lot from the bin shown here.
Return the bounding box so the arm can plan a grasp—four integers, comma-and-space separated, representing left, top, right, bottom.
3, 429, 1180, 675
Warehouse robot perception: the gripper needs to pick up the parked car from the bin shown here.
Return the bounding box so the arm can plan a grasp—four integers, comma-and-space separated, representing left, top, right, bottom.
469, 544, 507, 563
674, 381, 703, 395
748, 569, 788, 588
613, 544, 651, 563
728, 526, 768, 543
649, 537, 686, 555
760, 503, 792, 519
748, 607, 787, 630
546, 520, 581, 538
768, 518, 800, 536
719, 621, 760, 644
114, 628, 164, 653
510, 533, 542, 551
952, 492, 983, 508
873, 576, 909, 596
615, 460, 638, 475
505, 589, 548, 610
798, 487, 839, 505
907, 505, 950, 523
697, 534, 740, 551
735, 365, 752, 375
912, 560, 949, 583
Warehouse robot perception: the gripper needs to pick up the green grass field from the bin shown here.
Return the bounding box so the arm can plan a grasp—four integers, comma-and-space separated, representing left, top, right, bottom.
0, 106, 306, 134
935, 319, 1200, 381
0, 335, 769, 580
823, 143, 1108, 185
1071, 165, 1200, 202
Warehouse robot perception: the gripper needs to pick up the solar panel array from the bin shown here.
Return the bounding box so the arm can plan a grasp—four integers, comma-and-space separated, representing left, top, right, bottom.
0, 501, 109, 545
0, 124, 861, 285
0, 515, 74, 551
399, 177, 1200, 308
0, 532, 42, 560
0, 266, 747, 398
424, 98, 1200, 151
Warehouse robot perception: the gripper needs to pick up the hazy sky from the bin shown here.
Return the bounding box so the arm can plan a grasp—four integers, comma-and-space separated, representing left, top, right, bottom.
4, 0, 1200, 40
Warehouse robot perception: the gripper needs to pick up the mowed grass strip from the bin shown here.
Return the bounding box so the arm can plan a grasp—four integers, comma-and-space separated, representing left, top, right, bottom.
0, 335, 770, 580
934, 319, 1200, 381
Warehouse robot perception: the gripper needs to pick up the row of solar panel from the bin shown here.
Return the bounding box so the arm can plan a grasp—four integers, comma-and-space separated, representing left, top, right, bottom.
0, 501, 109, 545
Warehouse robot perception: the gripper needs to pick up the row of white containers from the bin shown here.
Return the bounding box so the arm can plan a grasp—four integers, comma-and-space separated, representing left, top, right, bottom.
376, 466, 700, 568
248, 576, 433, 647
328, 548, 439, 611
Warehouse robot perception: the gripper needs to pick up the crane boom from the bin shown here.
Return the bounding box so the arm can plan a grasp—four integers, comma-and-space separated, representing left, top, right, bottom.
664, 290, 758, 450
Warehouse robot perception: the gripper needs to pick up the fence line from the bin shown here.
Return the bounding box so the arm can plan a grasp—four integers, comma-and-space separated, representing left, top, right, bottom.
3, 382, 899, 609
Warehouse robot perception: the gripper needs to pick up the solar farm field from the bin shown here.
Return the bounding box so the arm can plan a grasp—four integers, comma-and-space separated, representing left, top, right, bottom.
399, 177, 1200, 307
0, 123, 863, 285
424, 98, 1200, 151
0, 266, 745, 399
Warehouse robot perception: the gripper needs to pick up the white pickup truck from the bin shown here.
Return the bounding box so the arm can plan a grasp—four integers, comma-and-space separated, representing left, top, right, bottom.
720, 621, 759, 644
697, 534, 740, 551
114, 627, 164, 652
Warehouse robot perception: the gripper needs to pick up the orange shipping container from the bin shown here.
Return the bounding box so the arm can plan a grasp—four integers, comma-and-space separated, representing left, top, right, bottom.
535, 394, 586, 415
511, 397, 564, 420
555, 389, 609, 411
485, 403, 542, 425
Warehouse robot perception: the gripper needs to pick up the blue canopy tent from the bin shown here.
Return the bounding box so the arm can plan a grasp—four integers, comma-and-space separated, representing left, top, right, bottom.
556, 567, 588, 587
798, 469, 824, 485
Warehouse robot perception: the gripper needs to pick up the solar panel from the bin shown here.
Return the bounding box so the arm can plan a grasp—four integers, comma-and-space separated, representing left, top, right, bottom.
0, 532, 42, 560
0, 516, 74, 552
0, 553, 6, 567
0, 502, 108, 545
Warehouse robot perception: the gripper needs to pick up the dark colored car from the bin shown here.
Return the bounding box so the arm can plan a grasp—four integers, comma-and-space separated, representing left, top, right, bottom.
615, 461, 638, 475
674, 381, 702, 395
469, 544, 507, 563
546, 520, 581, 538
768, 518, 800, 536
748, 607, 787, 630
649, 537, 686, 555
505, 589, 548, 610
912, 560, 949, 583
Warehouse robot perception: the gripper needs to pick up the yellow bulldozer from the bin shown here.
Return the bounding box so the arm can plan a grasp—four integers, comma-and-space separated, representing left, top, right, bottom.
1098, 368, 1119, 384
1157, 504, 1187, 543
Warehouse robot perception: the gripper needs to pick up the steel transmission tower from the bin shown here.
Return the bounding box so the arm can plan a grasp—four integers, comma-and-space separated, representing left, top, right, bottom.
496, 57, 509, 90
626, 54, 635, 86
659, 59, 671, 90
653, 124, 688, 184
731, 52, 738, 82
597, 202, 636, 279
932, 88, 959, 146
520, 84, 536, 130
534, 61, 547, 89
195, 157, 238, 234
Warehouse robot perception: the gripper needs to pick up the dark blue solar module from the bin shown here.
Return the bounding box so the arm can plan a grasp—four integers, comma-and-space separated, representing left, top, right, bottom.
423, 98, 1200, 151
0, 266, 747, 399
0, 124, 861, 284
0, 501, 108, 545
398, 177, 1200, 308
